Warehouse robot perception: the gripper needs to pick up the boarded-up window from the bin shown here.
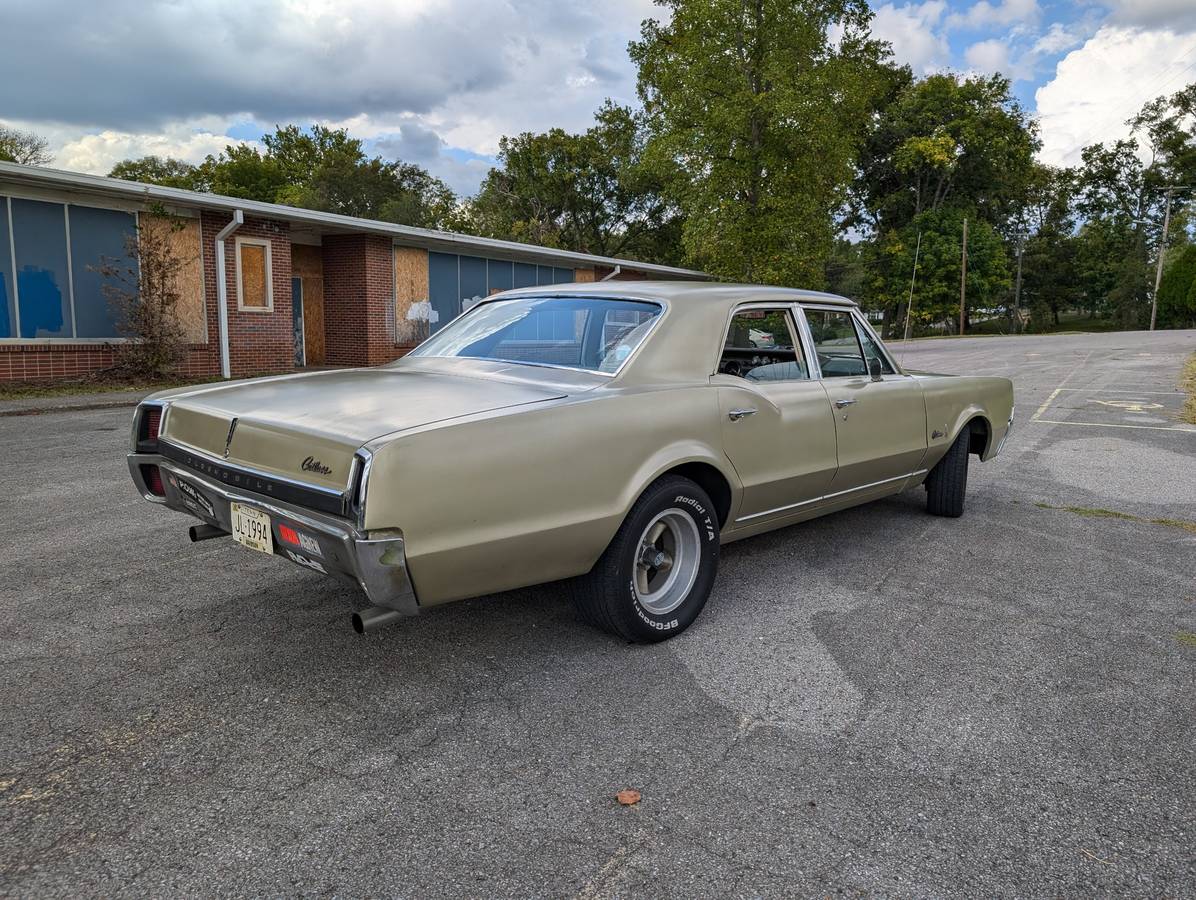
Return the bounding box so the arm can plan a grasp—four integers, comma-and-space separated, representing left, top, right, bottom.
236, 238, 271, 310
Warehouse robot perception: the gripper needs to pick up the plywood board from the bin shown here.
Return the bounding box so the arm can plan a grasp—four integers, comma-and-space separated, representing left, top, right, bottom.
291, 243, 325, 364
394, 247, 429, 346
160, 217, 206, 343
574, 267, 596, 283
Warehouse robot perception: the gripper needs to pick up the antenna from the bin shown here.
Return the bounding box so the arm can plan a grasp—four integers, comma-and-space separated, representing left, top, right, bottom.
901, 230, 922, 364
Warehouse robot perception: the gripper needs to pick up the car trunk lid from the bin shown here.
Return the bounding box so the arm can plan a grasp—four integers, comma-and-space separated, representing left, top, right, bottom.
160, 368, 566, 492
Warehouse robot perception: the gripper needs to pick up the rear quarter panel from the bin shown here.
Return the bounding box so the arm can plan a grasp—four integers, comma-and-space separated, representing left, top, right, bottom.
916, 373, 1014, 467
363, 386, 736, 606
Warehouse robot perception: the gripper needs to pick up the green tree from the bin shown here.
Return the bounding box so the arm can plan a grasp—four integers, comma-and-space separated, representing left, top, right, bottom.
1156, 243, 1196, 328
630, 0, 892, 284
1016, 163, 1079, 331
0, 125, 52, 166
109, 156, 200, 189
462, 103, 682, 263
871, 209, 1009, 334
852, 73, 1038, 332
109, 125, 457, 229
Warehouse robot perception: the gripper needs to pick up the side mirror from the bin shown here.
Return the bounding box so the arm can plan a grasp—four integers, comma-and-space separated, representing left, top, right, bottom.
868, 356, 884, 382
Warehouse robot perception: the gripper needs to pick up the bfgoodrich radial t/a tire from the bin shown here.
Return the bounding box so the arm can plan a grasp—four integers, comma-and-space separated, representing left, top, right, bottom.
571, 476, 720, 642
925, 425, 971, 518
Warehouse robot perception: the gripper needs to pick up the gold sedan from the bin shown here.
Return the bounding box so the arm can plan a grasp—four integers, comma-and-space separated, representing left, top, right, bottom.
127, 283, 1014, 641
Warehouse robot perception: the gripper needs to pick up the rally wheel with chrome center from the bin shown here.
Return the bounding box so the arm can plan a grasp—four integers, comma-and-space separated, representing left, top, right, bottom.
571, 475, 719, 642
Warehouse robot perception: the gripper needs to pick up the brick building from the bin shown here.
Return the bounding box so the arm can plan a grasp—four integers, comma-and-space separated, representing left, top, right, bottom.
0, 161, 706, 383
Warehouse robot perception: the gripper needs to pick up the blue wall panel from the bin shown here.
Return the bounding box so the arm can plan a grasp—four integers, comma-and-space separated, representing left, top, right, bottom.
536, 265, 555, 286
428, 252, 459, 332
0, 198, 13, 338
553, 267, 575, 284
12, 198, 71, 338
486, 259, 512, 293
459, 256, 487, 310
69, 205, 137, 338
512, 262, 537, 288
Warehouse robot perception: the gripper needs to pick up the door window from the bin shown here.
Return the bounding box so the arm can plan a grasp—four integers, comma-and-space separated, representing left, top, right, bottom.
718, 308, 808, 382
853, 317, 895, 375
806, 309, 867, 378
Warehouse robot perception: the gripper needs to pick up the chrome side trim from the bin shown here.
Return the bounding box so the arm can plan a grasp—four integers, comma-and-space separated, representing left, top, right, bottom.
735, 494, 825, 523
734, 469, 929, 524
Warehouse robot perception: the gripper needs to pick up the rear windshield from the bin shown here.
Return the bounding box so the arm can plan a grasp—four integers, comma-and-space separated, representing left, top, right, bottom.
407, 296, 662, 374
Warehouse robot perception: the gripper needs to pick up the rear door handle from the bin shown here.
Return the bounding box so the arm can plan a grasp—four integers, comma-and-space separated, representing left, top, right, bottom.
834, 398, 857, 408
728, 408, 757, 421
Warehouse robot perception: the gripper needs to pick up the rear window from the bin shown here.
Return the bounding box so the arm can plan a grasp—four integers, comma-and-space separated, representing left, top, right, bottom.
407, 296, 662, 373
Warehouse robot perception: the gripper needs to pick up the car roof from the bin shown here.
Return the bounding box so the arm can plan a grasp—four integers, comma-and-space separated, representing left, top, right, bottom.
493, 280, 858, 309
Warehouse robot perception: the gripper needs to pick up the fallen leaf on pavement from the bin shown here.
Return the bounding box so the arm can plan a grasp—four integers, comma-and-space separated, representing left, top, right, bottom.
616, 789, 641, 806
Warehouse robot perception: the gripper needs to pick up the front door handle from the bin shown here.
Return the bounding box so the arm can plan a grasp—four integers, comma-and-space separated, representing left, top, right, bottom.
834, 398, 858, 408
728, 408, 757, 421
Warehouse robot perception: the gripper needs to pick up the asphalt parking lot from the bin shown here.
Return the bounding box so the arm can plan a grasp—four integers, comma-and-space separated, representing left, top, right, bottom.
2, 329, 1194, 897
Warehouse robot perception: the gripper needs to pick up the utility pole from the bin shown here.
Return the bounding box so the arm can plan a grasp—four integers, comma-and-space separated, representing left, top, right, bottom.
1013, 231, 1025, 334
1150, 188, 1173, 331
959, 217, 968, 335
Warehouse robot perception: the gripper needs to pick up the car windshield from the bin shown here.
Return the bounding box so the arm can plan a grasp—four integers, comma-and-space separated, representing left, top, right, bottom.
406, 296, 663, 374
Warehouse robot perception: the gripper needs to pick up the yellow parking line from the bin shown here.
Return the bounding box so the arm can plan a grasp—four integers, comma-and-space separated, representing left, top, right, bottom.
1032, 388, 1062, 421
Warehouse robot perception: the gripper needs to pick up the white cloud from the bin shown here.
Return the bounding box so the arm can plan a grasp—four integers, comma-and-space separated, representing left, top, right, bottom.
56, 128, 242, 175
1035, 25, 1196, 167
0, 0, 663, 194
947, 0, 1040, 31
870, 1, 951, 73
1103, 0, 1196, 32
1031, 22, 1085, 56
965, 38, 1012, 74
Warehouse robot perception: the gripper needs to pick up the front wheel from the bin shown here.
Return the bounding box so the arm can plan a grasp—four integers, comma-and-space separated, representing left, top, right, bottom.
925, 426, 970, 517
571, 476, 720, 642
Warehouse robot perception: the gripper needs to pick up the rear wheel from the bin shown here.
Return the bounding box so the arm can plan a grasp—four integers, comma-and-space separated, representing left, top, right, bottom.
925, 426, 970, 517
571, 476, 719, 642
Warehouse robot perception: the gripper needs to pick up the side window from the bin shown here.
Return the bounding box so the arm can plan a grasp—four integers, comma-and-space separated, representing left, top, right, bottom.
806, 308, 867, 378
718, 308, 808, 382
853, 317, 895, 375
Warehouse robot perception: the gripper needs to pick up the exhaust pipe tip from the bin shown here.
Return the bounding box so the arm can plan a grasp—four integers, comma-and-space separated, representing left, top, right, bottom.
189, 523, 228, 542
352, 605, 405, 634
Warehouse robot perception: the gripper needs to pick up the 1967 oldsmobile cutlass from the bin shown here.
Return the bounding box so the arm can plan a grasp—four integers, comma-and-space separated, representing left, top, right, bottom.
127, 283, 1013, 641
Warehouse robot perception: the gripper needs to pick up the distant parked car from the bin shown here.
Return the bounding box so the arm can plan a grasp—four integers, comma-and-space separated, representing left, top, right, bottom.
127, 283, 1014, 641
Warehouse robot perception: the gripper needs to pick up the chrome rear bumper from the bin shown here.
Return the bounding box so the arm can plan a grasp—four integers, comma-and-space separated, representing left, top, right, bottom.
128, 452, 418, 616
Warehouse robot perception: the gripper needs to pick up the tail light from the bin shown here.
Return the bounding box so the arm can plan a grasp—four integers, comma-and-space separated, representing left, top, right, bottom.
135, 403, 164, 451
141, 464, 165, 497
145, 407, 161, 441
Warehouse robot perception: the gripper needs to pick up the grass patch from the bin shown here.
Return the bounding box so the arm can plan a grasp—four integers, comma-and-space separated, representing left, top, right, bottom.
1176, 631, 1196, 648
0, 374, 226, 402
1180, 352, 1196, 426
1035, 503, 1196, 534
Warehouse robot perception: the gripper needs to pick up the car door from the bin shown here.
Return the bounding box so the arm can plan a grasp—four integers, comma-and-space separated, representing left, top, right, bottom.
801, 305, 927, 491
713, 304, 838, 524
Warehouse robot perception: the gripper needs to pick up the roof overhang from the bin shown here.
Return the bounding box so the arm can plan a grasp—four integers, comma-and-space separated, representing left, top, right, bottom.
0, 161, 709, 279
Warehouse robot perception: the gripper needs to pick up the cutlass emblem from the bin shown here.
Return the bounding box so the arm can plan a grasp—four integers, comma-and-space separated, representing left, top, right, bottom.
302, 456, 333, 475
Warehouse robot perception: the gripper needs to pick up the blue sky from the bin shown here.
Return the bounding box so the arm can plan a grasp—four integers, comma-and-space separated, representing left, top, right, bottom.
2, 0, 1195, 195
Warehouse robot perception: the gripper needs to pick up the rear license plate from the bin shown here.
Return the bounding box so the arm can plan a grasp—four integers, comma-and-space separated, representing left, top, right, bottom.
231, 503, 273, 555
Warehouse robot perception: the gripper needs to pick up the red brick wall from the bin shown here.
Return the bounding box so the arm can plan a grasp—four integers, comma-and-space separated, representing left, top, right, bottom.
322, 234, 407, 366
0, 211, 296, 384
201, 212, 293, 378
593, 265, 653, 281
0, 343, 216, 383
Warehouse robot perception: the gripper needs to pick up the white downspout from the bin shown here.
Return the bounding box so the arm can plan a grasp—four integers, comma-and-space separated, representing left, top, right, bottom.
600, 264, 621, 282
214, 210, 244, 379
